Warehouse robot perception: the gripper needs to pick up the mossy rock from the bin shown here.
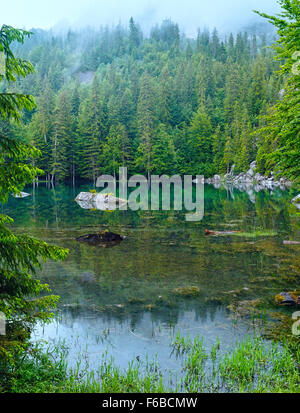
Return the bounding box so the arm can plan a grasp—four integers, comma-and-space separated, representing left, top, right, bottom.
227, 299, 263, 316
172, 286, 201, 297
275, 292, 299, 306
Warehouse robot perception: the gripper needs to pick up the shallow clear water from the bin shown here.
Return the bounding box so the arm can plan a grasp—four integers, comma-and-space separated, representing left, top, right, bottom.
3, 183, 300, 379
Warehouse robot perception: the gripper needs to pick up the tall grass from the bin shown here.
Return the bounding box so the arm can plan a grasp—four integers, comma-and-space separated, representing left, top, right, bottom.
2, 334, 299, 393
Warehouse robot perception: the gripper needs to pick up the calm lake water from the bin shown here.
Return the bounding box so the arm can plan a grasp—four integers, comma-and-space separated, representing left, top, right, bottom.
3, 183, 300, 381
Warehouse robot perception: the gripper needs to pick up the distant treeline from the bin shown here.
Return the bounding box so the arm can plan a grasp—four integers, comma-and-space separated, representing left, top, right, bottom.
0, 19, 283, 183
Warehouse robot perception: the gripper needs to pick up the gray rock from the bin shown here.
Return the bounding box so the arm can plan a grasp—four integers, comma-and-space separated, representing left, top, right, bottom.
13, 192, 31, 198
222, 162, 293, 193
75, 192, 127, 210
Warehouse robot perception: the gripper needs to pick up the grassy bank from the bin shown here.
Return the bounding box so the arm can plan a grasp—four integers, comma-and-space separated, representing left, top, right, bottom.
1, 334, 299, 393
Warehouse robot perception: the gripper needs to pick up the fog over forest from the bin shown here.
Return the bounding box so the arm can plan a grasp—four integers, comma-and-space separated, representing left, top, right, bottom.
1, 0, 281, 36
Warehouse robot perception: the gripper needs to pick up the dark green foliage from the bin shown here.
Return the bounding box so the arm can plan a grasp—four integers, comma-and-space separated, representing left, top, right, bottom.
0, 25, 68, 372
254, 0, 300, 182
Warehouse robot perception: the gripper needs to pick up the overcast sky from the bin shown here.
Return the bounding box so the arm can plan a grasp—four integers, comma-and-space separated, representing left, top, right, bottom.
1, 0, 281, 36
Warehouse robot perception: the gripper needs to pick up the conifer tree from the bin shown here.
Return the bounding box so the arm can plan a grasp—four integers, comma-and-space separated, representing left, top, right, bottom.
27, 79, 54, 179
102, 123, 131, 176
50, 90, 72, 182
152, 123, 176, 175
223, 128, 234, 174
77, 78, 105, 183
187, 105, 213, 175
254, 0, 300, 182
0, 25, 68, 366
129, 17, 141, 53
248, 56, 267, 121
212, 125, 225, 172
136, 73, 157, 178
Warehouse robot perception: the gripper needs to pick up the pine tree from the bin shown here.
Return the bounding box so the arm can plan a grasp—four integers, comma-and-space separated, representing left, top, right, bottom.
50, 90, 72, 182
136, 73, 157, 177
227, 33, 236, 61
223, 128, 234, 173
102, 123, 131, 176
129, 17, 141, 53
254, 0, 300, 181
224, 66, 241, 123
212, 125, 225, 172
236, 118, 253, 172
0, 25, 68, 367
211, 28, 220, 58
248, 56, 267, 121
26, 79, 55, 179
152, 123, 176, 175
77, 78, 105, 183
187, 105, 213, 175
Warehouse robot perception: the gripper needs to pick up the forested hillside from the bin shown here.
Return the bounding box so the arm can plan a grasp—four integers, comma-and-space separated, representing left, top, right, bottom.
0, 19, 285, 183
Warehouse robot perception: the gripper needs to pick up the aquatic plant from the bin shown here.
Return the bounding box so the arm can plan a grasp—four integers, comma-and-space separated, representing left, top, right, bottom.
3, 334, 299, 393
172, 286, 201, 297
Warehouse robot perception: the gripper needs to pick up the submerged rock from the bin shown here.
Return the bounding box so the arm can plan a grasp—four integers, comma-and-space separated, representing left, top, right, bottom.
227, 299, 263, 317
172, 286, 201, 297
76, 231, 125, 247
275, 292, 299, 306
283, 240, 300, 245
80, 271, 96, 283
205, 229, 240, 236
